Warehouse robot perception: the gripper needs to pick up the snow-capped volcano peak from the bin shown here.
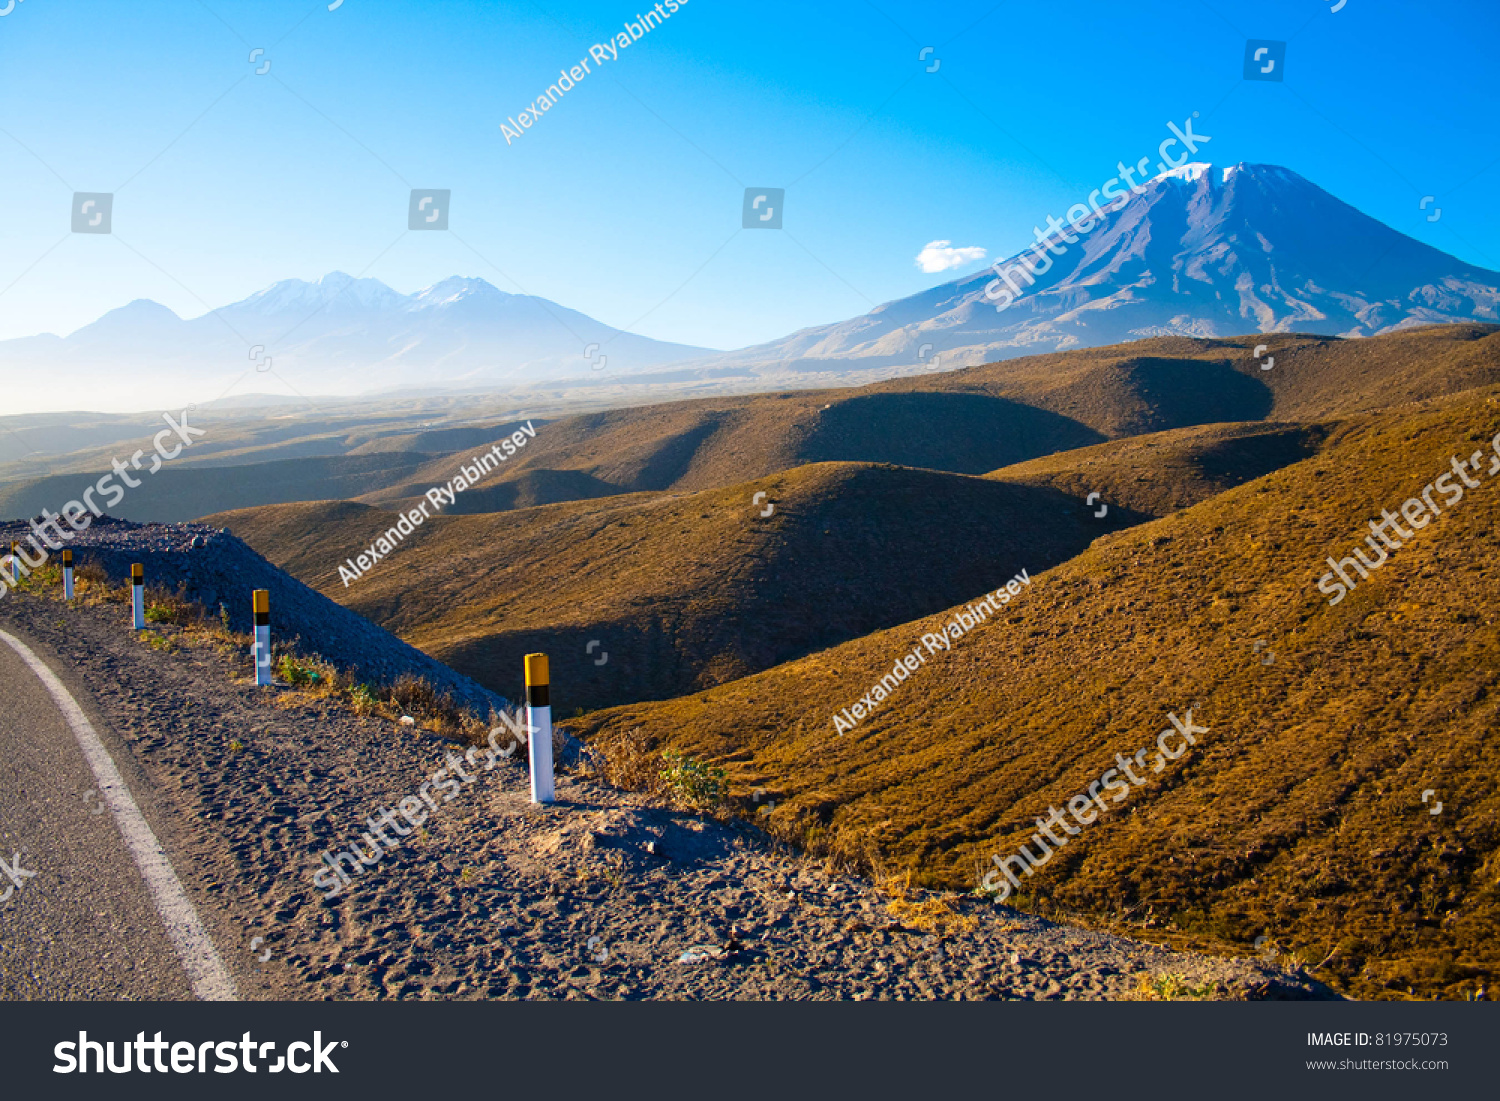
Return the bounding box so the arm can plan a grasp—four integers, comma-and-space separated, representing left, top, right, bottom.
701, 162, 1500, 373
234, 272, 407, 315
1152, 161, 1214, 184
407, 276, 510, 310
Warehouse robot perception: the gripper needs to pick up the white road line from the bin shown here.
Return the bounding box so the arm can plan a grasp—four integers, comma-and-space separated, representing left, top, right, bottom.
0, 628, 238, 1002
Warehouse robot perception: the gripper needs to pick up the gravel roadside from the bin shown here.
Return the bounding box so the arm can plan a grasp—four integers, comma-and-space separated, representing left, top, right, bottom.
0, 517, 506, 714
0, 581, 1338, 1001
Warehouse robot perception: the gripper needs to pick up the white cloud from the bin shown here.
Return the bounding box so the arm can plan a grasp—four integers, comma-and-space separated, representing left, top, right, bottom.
915, 240, 987, 274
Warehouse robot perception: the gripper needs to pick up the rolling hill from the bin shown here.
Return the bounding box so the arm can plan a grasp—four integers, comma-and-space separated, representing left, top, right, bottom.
209, 462, 1136, 712
10, 324, 1494, 526
210, 323, 1500, 725
356, 324, 1500, 517
215, 414, 1358, 715
563, 383, 1500, 1000
985, 421, 1331, 519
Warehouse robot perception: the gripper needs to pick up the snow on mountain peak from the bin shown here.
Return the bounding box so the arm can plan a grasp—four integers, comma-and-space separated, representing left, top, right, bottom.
1147, 162, 1315, 191
408, 276, 508, 309
235, 272, 406, 314
1152, 162, 1213, 184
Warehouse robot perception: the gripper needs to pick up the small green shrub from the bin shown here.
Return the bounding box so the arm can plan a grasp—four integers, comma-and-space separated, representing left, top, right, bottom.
350, 683, 380, 716
659, 750, 727, 808
1134, 972, 1220, 1001
15, 563, 61, 592
140, 630, 176, 653
277, 654, 322, 687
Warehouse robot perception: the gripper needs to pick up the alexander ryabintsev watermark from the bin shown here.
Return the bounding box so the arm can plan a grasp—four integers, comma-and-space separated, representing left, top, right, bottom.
832, 568, 1032, 734
339, 422, 536, 587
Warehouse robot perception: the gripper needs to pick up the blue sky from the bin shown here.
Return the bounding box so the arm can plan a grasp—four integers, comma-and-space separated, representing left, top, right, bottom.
1, 0, 1496, 351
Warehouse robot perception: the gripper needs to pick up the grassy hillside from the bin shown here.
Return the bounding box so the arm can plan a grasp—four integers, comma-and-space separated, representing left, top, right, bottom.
210, 462, 1136, 712
357, 325, 1500, 517
220, 416, 1344, 714
354, 392, 1107, 515
987, 421, 1330, 518
875, 325, 1500, 428
566, 384, 1500, 1000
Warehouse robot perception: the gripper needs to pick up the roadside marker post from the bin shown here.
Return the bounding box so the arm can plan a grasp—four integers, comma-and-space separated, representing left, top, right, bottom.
5, 541, 17, 584
525, 653, 555, 804
252, 589, 272, 686
62, 549, 74, 600
130, 564, 145, 629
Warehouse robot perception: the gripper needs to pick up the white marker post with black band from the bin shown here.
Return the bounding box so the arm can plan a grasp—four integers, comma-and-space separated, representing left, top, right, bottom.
525, 652, 555, 804
253, 589, 272, 686
62, 549, 74, 600
130, 563, 145, 629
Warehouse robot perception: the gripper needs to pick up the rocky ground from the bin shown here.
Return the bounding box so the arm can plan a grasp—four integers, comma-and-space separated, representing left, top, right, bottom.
0, 516, 504, 713
0, 570, 1337, 1000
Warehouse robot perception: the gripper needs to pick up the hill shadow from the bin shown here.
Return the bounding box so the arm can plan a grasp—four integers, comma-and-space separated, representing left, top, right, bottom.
446, 469, 626, 513
801, 392, 1106, 473
1118, 357, 1274, 430
429, 469, 1152, 714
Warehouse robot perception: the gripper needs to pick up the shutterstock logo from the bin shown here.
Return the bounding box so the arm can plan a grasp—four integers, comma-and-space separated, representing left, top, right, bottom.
54, 1032, 344, 1074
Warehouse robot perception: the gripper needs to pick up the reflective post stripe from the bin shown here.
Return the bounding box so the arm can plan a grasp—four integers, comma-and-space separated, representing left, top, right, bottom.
252, 589, 272, 686
130, 563, 145, 629
525, 652, 554, 804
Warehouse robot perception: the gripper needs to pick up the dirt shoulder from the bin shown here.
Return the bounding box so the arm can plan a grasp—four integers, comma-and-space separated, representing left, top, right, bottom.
0, 585, 1335, 1001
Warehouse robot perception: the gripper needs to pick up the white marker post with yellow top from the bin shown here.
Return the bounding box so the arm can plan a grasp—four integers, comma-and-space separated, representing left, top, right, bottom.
253, 589, 272, 686
525, 653, 555, 804
130, 563, 145, 629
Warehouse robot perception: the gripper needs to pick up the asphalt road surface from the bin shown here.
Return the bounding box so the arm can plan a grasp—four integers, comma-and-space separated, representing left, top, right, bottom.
0, 628, 235, 1000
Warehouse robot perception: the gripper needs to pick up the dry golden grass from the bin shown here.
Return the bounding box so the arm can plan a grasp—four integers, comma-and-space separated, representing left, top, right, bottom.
215, 326, 1500, 723
1130, 972, 1222, 1001
347, 324, 1500, 516
875, 869, 977, 936
143, 584, 209, 628
212, 461, 1125, 715
569, 383, 1500, 1000
18, 573, 494, 745
585, 726, 664, 795
987, 421, 1330, 519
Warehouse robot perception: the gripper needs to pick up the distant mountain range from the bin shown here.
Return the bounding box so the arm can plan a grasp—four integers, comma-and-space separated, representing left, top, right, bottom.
4, 162, 1496, 413
0, 273, 714, 413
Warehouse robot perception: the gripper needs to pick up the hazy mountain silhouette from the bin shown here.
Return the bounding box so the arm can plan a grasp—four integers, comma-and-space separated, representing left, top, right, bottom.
0, 273, 714, 413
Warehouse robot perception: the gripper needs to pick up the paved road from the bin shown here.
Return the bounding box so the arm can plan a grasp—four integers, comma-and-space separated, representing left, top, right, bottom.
0, 628, 235, 1000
